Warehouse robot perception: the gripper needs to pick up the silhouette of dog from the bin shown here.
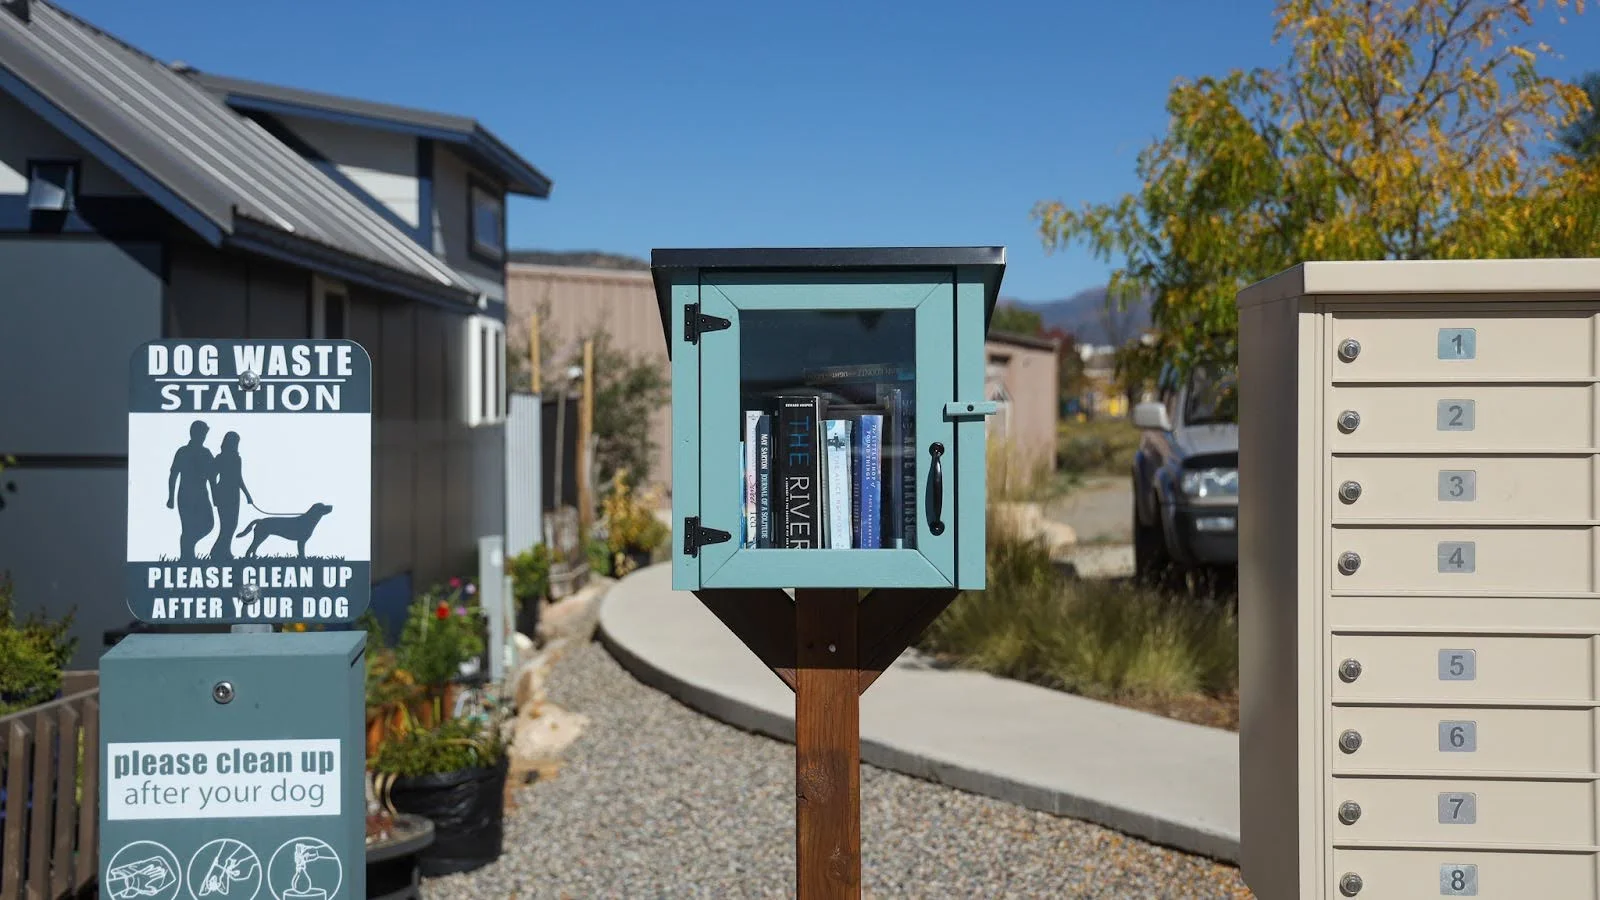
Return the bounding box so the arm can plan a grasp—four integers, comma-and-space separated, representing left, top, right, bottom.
236, 503, 334, 558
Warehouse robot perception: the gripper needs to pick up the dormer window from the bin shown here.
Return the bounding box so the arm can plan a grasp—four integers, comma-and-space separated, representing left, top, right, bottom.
468, 177, 504, 264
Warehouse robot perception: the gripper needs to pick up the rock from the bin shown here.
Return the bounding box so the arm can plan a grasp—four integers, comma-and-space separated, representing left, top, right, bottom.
507, 702, 591, 779
535, 582, 607, 644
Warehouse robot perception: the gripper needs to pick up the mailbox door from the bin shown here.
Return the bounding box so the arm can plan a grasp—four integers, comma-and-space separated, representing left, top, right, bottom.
690, 271, 957, 589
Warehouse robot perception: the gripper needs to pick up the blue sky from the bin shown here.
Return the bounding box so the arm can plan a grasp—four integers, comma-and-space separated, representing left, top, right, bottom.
56, 0, 1600, 302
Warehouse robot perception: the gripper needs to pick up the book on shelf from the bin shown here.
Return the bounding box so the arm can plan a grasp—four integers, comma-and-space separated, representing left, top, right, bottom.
755, 413, 774, 548
824, 418, 854, 549
743, 411, 760, 548
877, 385, 915, 549
739, 442, 748, 547
855, 413, 883, 549
777, 395, 822, 549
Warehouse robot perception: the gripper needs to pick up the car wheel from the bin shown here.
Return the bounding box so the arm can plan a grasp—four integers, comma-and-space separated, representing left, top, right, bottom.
1132, 493, 1171, 585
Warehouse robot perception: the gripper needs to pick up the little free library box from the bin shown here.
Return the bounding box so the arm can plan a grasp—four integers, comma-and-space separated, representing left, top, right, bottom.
652, 247, 1007, 592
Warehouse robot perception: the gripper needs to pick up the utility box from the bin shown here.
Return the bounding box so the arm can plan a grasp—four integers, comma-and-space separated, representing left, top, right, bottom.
651, 247, 1006, 592
1237, 259, 1600, 900
99, 631, 366, 900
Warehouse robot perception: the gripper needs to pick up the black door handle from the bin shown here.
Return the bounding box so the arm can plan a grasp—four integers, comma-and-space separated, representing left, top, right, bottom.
926, 442, 945, 536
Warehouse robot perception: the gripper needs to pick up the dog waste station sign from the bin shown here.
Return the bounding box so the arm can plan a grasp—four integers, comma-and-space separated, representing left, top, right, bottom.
101, 340, 370, 900
126, 339, 372, 625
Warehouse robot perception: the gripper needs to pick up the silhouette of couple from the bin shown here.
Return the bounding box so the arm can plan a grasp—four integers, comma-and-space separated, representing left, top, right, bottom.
167, 420, 254, 561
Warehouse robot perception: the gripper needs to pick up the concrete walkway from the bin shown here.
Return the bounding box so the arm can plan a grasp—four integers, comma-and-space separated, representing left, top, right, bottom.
597, 563, 1241, 863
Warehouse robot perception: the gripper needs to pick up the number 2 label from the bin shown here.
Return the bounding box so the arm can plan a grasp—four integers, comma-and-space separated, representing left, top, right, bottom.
1438, 400, 1475, 431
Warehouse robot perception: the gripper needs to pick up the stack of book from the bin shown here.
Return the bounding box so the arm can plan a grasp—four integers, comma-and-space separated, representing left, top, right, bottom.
737, 370, 916, 550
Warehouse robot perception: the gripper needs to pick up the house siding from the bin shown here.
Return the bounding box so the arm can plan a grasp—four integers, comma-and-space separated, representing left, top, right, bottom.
432, 145, 505, 302
0, 238, 164, 669
984, 335, 1059, 470
277, 115, 421, 229
0, 89, 138, 196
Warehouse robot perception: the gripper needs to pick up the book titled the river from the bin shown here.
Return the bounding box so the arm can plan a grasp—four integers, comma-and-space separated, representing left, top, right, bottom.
777, 395, 822, 549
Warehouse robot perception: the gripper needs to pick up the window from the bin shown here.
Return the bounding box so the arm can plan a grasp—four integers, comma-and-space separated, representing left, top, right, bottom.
467, 178, 504, 264
1184, 365, 1239, 425
26, 160, 77, 212
310, 276, 348, 339
466, 314, 506, 426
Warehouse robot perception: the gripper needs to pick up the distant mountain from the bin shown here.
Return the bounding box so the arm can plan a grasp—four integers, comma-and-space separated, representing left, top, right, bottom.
508, 249, 650, 271
1002, 285, 1152, 346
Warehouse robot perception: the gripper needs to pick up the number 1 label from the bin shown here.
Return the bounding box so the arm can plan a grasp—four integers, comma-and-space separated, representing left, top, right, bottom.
1439, 328, 1476, 360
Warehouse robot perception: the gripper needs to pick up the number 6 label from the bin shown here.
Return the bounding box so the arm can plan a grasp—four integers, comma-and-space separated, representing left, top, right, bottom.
1439, 720, 1477, 752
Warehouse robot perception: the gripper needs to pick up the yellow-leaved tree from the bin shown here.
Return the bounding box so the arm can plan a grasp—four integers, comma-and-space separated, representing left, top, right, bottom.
1034, 0, 1600, 371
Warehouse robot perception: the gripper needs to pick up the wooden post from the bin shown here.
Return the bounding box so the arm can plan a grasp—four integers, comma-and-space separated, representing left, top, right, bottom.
577, 338, 595, 538
529, 312, 541, 394
795, 589, 860, 900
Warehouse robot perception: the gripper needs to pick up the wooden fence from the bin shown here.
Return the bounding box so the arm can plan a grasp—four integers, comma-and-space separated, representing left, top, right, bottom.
0, 672, 99, 900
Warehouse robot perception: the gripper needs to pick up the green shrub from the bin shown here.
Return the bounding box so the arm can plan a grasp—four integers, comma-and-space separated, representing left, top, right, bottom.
506, 544, 552, 608
396, 582, 485, 689
1055, 418, 1141, 476
0, 573, 78, 716
369, 715, 504, 777
586, 538, 613, 577
918, 508, 1237, 704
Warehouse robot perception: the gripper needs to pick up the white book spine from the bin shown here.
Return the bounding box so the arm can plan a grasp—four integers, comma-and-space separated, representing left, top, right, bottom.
744, 411, 759, 547
825, 419, 853, 549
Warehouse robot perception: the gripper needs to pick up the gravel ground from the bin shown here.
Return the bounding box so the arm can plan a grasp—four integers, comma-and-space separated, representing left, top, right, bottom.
423, 638, 1252, 900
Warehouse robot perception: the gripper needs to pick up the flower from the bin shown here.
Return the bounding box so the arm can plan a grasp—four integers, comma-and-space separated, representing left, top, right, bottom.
464, 583, 477, 596
448, 577, 462, 589
454, 606, 467, 617
435, 602, 449, 621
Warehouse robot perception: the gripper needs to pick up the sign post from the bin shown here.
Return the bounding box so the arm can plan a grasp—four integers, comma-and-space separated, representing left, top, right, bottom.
101, 339, 372, 900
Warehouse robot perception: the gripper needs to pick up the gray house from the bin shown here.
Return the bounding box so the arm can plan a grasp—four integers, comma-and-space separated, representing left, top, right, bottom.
0, 0, 551, 666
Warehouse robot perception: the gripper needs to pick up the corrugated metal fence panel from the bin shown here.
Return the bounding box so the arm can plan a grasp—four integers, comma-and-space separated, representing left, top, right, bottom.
506, 391, 543, 556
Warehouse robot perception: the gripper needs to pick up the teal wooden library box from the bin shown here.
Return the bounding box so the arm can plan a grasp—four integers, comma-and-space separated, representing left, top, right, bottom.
651, 247, 1007, 592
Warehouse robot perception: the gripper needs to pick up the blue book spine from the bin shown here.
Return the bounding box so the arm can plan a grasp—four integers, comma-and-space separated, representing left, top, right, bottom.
856, 414, 882, 549
739, 442, 748, 547
755, 415, 774, 548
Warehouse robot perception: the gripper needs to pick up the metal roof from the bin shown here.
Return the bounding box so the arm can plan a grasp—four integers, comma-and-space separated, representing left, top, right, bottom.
0, 0, 481, 303
190, 72, 552, 198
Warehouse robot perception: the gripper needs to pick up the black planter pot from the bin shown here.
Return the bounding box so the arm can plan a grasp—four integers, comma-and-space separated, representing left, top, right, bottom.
387, 757, 507, 877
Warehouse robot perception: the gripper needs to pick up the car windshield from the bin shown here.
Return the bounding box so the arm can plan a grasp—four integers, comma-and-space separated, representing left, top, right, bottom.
1184, 366, 1238, 425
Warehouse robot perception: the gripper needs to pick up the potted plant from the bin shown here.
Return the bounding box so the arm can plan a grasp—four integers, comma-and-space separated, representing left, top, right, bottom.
395, 584, 485, 728
505, 544, 551, 636
369, 713, 507, 877
598, 469, 669, 578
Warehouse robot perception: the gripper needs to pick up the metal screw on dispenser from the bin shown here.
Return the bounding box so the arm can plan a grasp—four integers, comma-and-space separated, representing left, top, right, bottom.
1338, 658, 1363, 683
238, 368, 261, 392
1339, 729, 1363, 754
1338, 480, 1362, 504
1338, 801, 1362, 825
241, 584, 260, 602
1337, 339, 1362, 363
1337, 551, 1362, 575
212, 681, 234, 705
1337, 409, 1361, 433
1340, 872, 1364, 896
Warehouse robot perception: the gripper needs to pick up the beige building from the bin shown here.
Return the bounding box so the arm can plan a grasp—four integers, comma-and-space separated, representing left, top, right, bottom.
506, 255, 1059, 498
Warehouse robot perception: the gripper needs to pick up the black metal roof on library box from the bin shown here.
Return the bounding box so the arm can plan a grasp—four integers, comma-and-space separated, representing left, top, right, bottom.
650, 247, 1007, 355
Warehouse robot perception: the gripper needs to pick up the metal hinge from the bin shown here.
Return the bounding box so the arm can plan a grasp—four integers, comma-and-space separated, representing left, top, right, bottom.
683, 303, 731, 344
682, 516, 731, 557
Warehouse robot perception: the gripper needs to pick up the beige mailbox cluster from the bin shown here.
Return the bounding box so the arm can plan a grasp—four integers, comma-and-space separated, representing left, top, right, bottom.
1239, 259, 1600, 900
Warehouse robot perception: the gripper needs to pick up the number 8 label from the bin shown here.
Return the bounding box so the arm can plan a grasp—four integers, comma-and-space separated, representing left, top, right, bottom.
1440, 863, 1477, 895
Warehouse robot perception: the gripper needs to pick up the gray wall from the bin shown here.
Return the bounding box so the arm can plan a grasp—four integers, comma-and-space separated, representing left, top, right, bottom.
0, 238, 163, 669
431, 146, 506, 303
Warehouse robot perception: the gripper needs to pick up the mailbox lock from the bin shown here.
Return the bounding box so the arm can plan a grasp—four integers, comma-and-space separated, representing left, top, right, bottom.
1338, 658, 1362, 683
1338, 480, 1362, 504
1339, 872, 1364, 896
1337, 552, 1362, 576
1337, 410, 1361, 433
212, 681, 235, 705
1339, 729, 1363, 754
1337, 339, 1361, 363
1337, 801, 1362, 825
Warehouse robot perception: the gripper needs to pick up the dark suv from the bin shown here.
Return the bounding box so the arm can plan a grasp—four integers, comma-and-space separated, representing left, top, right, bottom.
1130, 363, 1238, 585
